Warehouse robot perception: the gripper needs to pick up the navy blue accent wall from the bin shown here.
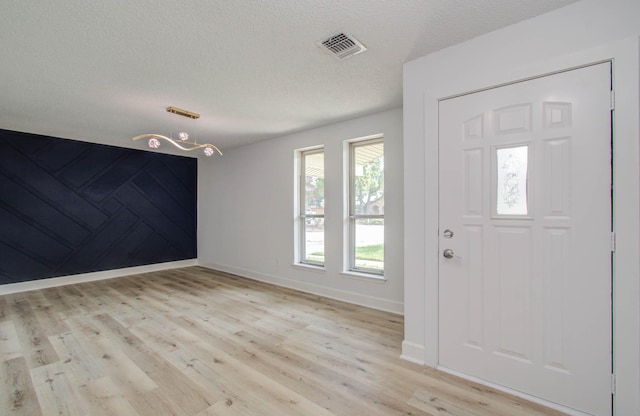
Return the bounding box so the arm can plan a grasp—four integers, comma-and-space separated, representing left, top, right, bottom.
0, 129, 197, 284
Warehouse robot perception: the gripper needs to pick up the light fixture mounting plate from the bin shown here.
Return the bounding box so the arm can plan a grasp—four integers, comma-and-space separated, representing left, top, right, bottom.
166, 106, 200, 119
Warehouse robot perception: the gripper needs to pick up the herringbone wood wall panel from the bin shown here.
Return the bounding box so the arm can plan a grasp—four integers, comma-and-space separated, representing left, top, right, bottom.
0, 129, 197, 284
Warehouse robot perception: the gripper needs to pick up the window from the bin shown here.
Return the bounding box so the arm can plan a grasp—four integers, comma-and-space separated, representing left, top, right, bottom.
298, 148, 325, 266
348, 138, 384, 275
495, 145, 529, 216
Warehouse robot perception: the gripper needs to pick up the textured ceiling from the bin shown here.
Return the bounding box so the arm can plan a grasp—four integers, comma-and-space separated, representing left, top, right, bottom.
0, 0, 577, 155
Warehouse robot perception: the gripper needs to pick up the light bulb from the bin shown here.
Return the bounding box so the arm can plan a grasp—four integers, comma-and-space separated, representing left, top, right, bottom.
148, 138, 160, 149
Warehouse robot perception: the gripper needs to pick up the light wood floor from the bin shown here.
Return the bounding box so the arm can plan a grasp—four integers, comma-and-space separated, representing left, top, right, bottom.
0, 266, 564, 415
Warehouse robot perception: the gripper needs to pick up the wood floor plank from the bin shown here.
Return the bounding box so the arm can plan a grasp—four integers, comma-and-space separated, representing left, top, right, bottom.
63, 315, 159, 395
92, 313, 214, 415
0, 296, 9, 322
79, 376, 141, 416
196, 401, 253, 416
8, 298, 59, 369
24, 291, 71, 337
48, 331, 103, 384
163, 336, 257, 415
176, 324, 385, 415
0, 356, 42, 416
0, 320, 22, 363
30, 361, 89, 416
0, 266, 569, 415
407, 389, 480, 416
42, 285, 99, 319
165, 330, 337, 416
94, 286, 150, 327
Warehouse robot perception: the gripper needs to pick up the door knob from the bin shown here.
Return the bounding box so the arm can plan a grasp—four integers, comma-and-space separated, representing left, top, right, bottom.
443, 249, 455, 259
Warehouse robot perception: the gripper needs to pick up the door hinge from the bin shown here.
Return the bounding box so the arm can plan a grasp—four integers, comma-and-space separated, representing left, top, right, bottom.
611, 373, 616, 394
611, 232, 616, 252
610, 90, 615, 110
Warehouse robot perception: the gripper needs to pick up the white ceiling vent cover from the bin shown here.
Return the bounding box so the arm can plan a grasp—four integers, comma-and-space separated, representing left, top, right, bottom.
317, 32, 367, 60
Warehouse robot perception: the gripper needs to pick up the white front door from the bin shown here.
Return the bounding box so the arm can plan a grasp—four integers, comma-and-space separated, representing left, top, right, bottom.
438, 63, 612, 415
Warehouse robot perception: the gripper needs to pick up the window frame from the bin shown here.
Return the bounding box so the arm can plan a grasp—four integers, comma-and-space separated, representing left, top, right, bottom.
347, 136, 384, 276
297, 147, 325, 267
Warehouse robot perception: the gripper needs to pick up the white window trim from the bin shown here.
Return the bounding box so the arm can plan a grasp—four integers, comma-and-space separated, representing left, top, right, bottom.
343, 134, 385, 277
295, 146, 325, 267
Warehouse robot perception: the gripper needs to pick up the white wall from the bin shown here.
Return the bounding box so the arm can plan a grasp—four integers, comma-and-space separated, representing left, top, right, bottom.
198, 108, 403, 314
403, 0, 639, 413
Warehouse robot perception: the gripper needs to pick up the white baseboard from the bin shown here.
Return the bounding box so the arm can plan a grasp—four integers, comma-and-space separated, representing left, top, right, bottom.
0, 259, 198, 295
401, 341, 425, 365
200, 262, 403, 315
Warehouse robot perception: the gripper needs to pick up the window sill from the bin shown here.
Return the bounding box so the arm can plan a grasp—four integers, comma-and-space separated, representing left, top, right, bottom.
292, 263, 326, 273
340, 271, 387, 283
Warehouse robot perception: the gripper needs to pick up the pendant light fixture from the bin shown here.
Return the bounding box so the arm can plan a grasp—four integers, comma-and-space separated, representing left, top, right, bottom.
132, 106, 222, 157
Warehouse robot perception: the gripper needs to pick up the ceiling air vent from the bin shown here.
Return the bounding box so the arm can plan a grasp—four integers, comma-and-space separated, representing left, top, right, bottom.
317, 32, 367, 60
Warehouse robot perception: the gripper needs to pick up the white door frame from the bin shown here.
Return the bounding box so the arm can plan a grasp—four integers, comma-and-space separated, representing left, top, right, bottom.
415, 38, 640, 415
